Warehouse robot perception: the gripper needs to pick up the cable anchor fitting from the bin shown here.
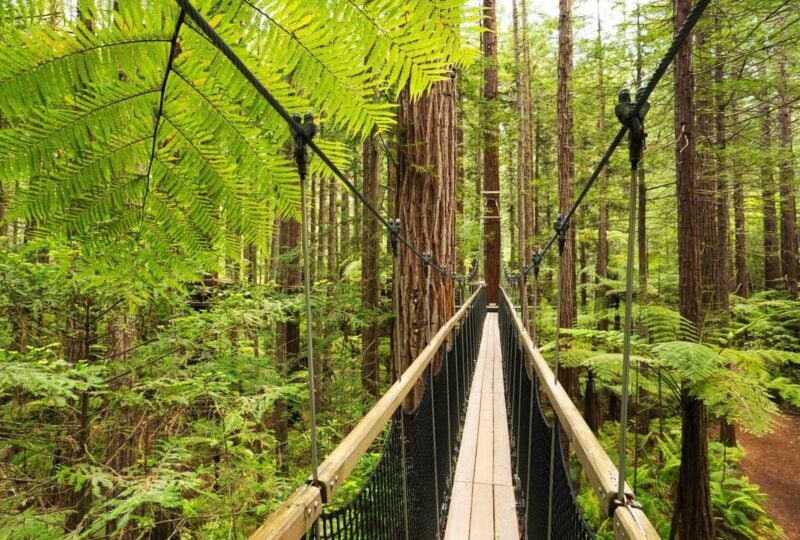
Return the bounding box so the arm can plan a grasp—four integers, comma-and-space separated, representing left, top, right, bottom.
422, 252, 432, 276
615, 88, 650, 166
292, 111, 317, 179
531, 250, 542, 280
554, 214, 569, 254
388, 218, 401, 256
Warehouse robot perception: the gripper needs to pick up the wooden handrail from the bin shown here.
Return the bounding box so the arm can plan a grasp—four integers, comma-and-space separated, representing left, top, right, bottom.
251, 286, 484, 540
501, 288, 659, 539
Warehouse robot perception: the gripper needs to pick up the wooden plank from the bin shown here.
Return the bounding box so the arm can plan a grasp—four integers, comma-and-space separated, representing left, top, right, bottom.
492, 329, 504, 395
473, 388, 494, 485
469, 483, 494, 538
492, 391, 513, 486
481, 322, 494, 395
453, 385, 480, 483
249, 485, 322, 540
445, 481, 473, 540
493, 484, 520, 539
613, 505, 661, 540
471, 322, 489, 395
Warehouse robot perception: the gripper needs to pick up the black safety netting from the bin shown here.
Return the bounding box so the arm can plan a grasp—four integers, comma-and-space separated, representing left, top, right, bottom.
310, 287, 486, 539
500, 297, 594, 540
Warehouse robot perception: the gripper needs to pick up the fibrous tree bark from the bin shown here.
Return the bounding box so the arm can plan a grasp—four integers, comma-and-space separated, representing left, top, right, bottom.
396, 75, 457, 408
594, 0, 609, 333
274, 216, 300, 470
361, 127, 381, 399
695, 29, 719, 311
777, 54, 798, 296
635, 1, 648, 304
732, 102, 748, 298
512, 0, 531, 327
760, 87, 781, 290
671, 0, 714, 537
557, 0, 578, 400
713, 15, 730, 314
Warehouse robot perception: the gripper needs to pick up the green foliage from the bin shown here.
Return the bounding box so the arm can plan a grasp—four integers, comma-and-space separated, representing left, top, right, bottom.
0, 0, 476, 268
580, 420, 784, 539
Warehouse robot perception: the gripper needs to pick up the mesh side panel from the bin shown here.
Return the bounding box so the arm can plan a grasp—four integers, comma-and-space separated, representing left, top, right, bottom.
500, 297, 595, 540
311, 288, 487, 539
314, 412, 404, 539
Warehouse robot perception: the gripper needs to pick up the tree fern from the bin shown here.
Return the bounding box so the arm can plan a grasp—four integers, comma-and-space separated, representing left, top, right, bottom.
0, 0, 477, 268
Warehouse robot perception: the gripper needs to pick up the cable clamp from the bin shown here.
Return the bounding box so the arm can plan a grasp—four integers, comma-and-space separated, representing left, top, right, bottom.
422, 252, 432, 275
388, 218, 400, 255
609, 492, 642, 516
531, 250, 542, 279
292, 111, 316, 177
554, 214, 569, 253
615, 88, 650, 164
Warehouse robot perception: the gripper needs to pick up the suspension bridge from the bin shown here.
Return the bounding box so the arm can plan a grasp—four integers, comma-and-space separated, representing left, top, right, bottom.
169, 0, 713, 536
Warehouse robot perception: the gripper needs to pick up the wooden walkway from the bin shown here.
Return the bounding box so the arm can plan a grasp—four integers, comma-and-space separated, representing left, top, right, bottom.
445, 312, 519, 539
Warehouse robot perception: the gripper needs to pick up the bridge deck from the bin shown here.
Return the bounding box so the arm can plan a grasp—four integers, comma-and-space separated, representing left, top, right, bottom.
445, 313, 519, 539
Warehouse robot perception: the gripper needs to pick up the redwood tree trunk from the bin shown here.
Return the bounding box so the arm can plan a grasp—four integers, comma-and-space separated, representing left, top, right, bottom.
671, 0, 714, 537
595, 5, 609, 330
761, 93, 781, 290
361, 127, 381, 399
396, 76, 457, 408
557, 0, 578, 400
713, 19, 730, 314
732, 105, 748, 298
778, 56, 798, 296
482, 0, 500, 304
274, 217, 300, 470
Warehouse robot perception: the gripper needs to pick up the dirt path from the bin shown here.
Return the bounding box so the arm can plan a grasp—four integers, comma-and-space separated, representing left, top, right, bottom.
738, 411, 800, 540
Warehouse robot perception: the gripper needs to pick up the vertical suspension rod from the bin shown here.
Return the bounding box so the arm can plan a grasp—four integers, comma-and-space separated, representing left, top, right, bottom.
617, 160, 639, 505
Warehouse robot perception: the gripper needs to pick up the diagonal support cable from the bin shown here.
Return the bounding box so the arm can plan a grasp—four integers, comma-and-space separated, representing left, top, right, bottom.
173, 0, 453, 276
517, 0, 711, 277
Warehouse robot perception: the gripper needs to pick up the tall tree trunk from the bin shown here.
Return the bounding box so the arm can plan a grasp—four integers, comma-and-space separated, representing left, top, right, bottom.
0, 114, 6, 238
595, 2, 609, 330
512, 0, 528, 325
310, 174, 317, 281
732, 103, 748, 298
520, 0, 534, 328
361, 127, 381, 399
671, 0, 713, 537
713, 16, 730, 313
328, 178, 338, 280
341, 177, 351, 259
317, 173, 327, 276
778, 55, 798, 296
63, 299, 96, 532
635, 1, 648, 304
396, 75, 457, 408
761, 94, 781, 290
274, 217, 300, 470
557, 0, 578, 400
482, 0, 500, 305
695, 29, 718, 311
589, 2, 607, 429
715, 13, 734, 443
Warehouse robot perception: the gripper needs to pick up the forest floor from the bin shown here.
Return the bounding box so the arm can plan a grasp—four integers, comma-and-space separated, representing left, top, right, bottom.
738, 410, 800, 540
